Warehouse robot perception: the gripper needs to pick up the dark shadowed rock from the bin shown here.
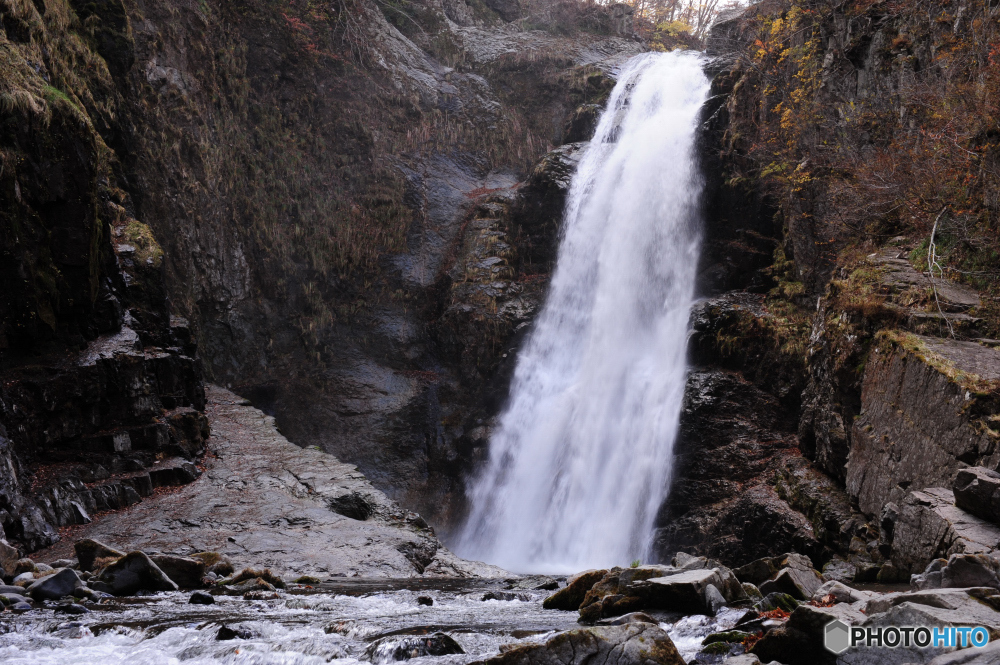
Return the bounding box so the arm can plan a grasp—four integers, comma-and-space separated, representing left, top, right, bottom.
954, 467, 1000, 524
217, 625, 254, 640
94, 552, 178, 595
751, 603, 865, 664
366, 632, 465, 661
470, 622, 684, 665
75, 539, 125, 572
759, 567, 823, 600
150, 555, 206, 588
190, 590, 215, 604
417, 596, 433, 606
482, 591, 529, 602
54, 603, 89, 614
543, 569, 608, 611
26, 568, 86, 601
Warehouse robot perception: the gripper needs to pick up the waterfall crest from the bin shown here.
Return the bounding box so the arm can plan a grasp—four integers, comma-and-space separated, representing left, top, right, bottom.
457, 52, 710, 573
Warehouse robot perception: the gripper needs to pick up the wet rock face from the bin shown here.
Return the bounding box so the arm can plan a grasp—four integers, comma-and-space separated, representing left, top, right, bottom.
847, 336, 1000, 517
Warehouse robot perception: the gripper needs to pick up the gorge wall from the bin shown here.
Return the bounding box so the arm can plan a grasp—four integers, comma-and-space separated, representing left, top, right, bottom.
0, 0, 650, 555
658, 0, 1000, 580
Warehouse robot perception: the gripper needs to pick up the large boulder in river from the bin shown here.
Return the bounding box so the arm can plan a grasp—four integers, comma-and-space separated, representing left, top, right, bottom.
150, 555, 206, 588
75, 539, 125, 572
471, 622, 684, 665
93, 552, 178, 595
26, 568, 86, 600
640, 569, 729, 615
544, 569, 609, 611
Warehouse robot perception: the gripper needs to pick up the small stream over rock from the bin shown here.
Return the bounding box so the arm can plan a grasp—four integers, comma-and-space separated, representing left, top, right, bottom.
0, 580, 739, 665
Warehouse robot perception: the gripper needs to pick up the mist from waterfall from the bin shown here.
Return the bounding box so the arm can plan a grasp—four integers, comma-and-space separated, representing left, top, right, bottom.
456, 52, 710, 573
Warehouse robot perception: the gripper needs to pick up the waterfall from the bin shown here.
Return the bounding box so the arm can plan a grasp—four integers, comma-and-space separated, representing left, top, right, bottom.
456, 52, 710, 573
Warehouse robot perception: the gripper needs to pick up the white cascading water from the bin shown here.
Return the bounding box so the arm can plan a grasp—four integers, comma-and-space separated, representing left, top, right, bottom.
456, 51, 710, 573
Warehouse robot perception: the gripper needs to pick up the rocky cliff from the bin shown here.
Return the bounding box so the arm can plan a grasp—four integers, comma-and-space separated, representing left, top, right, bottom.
0, 0, 645, 558
662, 0, 1000, 581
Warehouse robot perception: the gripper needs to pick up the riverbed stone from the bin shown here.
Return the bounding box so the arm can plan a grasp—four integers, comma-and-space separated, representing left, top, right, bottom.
94, 551, 178, 595
543, 569, 609, 611
189, 590, 215, 604
366, 631, 465, 660
641, 568, 726, 614
758, 567, 823, 600
26, 568, 86, 601
75, 539, 125, 572
150, 554, 206, 588
471, 622, 684, 665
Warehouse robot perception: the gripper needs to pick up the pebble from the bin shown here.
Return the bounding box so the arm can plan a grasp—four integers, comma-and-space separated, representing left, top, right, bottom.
11, 602, 32, 611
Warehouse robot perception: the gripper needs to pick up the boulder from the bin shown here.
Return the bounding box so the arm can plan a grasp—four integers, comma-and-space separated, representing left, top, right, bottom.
93, 551, 178, 595
75, 539, 125, 572
811, 580, 873, 605
0, 540, 18, 576
641, 568, 726, 614
469, 622, 684, 665
752, 592, 800, 614
911, 552, 1000, 591
891, 488, 1000, 575
13, 558, 35, 575
821, 558, 857, 583
26, 568, 86, 601
542, 570, 608, 612
366, 632, 464, 661
575, 566, 671, 619
952, 466, 1000, 523
705, 584, 727, 615
839, 590, 1000, 664
150, 555, 206, 588
189, 590, 215, 605
506, 575, 558, 591
734, 553, 815, 586
751, 604, 864, 665
219, 577, 276, 596
12, 572, 33, 585
758, 567, 823, 600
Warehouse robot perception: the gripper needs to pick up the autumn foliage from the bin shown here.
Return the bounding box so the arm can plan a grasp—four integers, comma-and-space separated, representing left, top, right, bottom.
721, 0, 1000, 297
